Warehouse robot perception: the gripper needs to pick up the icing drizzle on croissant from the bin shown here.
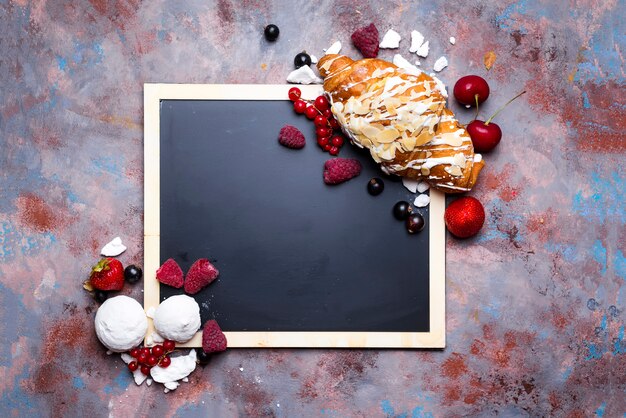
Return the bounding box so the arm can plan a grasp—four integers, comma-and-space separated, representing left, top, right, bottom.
318, 54, 484, 194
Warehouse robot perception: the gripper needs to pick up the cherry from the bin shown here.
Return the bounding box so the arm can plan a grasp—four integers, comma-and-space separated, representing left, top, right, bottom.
314, 95, 330, 111
128, 361, 139, 372
293, 100, 306, 114
288, 87, 301, 102
159, 356, 171, 368
151, 345, 164, 357
331, 135, 344, 147
453, 75, 490, 106
316, 127, 331, 138
329, 146, 339, 156
314, 115, 328, 128
163, 340, 175, 352
129, 348, 140, 358
317, 136, 330, 147
140, 365, 151, 375
466, 91, 526, 153
304, 105, 318, 120
467, 120, 502, 152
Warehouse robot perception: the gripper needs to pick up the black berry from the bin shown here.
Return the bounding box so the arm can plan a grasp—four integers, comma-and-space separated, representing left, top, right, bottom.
367, 178, 384, 196
124, 265, 143, 284
406, 213, 425, 234
294, 52, 312, 69
264, 24, 279, 41
393, 201, 412, 220
95, 290, 108, 303
196, 348, 211, 366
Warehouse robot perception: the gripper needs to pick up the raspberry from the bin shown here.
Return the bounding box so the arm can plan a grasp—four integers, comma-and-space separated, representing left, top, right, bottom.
184, 258, 219, 295
278, 125, 305, 149
351, 23, 380, 58
155, 258, 184, 288
323, 158, 362, 185
202, 320, 227, 354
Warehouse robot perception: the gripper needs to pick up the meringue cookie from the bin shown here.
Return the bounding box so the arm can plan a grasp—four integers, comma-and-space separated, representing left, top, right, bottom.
433, 56, 448, 72
100, 237, 126, 257
414, 194, 431, 208
379, 29, 401, 49
153, 295, 201, 343
150, 349, 197, 392
325, 41, 342, 55
94, 296, 147, 352
286, 65, 322, 84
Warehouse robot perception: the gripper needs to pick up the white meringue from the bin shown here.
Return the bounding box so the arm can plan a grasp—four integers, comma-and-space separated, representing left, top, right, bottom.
153, 295, 201, 343
94, 296, 147, 352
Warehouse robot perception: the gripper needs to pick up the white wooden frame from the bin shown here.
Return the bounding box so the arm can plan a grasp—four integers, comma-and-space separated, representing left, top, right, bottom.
144, 83, 446, 348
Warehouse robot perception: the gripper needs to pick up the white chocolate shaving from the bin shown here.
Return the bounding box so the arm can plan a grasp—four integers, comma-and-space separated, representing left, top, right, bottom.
379, 29, 402, 48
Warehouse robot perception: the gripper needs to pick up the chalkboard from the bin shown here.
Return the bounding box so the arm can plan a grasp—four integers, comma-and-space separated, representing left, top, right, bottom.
144, 84, 445, 348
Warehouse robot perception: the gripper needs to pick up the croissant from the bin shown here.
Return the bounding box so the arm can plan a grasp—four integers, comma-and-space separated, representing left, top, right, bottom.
317, 54, 484, 193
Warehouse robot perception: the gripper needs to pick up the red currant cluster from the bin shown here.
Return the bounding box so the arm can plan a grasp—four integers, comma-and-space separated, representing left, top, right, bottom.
288, 87, 346, 156
127, 339, 176, 375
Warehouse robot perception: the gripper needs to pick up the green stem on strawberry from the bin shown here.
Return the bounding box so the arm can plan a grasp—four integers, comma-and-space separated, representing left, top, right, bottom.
485, 91, 527, 125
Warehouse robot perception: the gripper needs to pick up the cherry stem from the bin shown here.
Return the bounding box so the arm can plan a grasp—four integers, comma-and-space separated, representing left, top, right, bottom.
473, 94, 479, 121
485, 91, 527, 125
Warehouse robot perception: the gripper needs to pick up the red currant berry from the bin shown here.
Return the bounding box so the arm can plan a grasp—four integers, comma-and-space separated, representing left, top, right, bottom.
323, 144, 332, 152
137, 352, 148, 365
128, 361, 139, 372
329, 117, 340, 129
163, 340, 176, 352
317, 136, 330, 147
305, 105, 318, 120
140, 347, 150, 357
151, 345, 164, 357
147, 355, 158, 367
288, 87, 301, 102
159, 356, 171, 368
314, 115, 328, 128
331, 136, 344, 147
293, 100, 306, 114
329, 146, 339, 156
314, 95, 330, 111
140, 365, 151, 375
316, 127, 331, 138
129, 348, 140, 358
322, 108, 333, 119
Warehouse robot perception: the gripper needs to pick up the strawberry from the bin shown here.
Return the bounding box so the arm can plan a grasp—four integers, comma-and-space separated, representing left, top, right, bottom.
89, 258, 125, 291
444, 196, 485, 238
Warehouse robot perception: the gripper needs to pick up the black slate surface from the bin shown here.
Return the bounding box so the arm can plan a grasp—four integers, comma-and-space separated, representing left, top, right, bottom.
159, 99, 430, 332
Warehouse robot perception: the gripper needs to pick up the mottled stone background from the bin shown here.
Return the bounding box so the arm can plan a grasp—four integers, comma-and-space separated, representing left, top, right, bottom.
1, 0, 624, 416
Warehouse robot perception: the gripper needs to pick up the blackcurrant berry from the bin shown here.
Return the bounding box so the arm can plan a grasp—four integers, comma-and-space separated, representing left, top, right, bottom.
406, 213, 425, 234
367, 178, 384, 196
264, 24, 279, 41
393, 201, 412, 220
196, 348, 211, 366
95, 290, 108, 303
124, 265, 143, 284
294, 52, 312, 69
